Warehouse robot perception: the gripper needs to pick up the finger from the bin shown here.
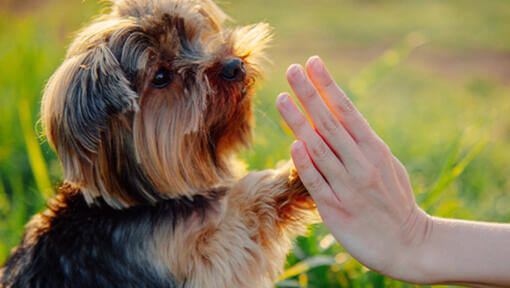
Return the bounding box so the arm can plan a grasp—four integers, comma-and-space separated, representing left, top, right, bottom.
291, 140, 340, 206
276, 93, 347, 181
286, 64, 364, 171
305, 56, 376, 144
305, 56, 395, 175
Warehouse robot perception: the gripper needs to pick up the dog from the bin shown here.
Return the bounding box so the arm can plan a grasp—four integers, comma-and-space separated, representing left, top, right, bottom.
0, 0, 316, 287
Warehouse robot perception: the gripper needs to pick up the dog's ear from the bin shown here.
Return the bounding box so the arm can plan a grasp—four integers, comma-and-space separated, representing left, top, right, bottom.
41, 43, 138, 204
44, 43, 138, 154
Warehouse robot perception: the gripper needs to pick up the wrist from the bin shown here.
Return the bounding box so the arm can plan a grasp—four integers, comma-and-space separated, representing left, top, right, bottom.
385, 207, 437, 284
405, 214, 440, 284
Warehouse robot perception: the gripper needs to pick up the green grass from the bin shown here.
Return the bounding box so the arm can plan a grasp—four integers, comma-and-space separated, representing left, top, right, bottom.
1, 0, 510, 287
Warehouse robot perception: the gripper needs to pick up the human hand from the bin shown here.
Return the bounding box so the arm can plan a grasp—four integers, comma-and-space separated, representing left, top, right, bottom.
276, 56, 433, 283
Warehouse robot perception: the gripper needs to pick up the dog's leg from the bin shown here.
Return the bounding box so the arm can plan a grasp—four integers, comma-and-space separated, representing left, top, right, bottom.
229, 161, 316, 236
200, 162, 316, 285
152, 163, 315, 288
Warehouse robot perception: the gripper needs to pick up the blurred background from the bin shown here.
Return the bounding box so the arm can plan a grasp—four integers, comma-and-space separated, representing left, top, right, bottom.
1, 0, 509, 287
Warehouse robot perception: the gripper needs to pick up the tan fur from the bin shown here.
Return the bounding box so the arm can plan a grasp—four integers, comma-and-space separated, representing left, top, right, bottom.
38, 0, 316, 286
154, 165, 314, 288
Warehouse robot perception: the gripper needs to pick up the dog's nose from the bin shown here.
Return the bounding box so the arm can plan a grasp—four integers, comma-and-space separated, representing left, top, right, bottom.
220, 58, 246, 82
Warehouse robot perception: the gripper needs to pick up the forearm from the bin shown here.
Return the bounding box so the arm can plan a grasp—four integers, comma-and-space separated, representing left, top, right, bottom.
411, 217, 510, 287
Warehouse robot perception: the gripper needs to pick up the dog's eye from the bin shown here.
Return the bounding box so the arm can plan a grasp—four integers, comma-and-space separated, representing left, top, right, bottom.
152, 67, 173, 88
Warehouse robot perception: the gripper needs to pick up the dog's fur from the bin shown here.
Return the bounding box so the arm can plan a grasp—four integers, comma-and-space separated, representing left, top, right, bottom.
0, 1, 315, 287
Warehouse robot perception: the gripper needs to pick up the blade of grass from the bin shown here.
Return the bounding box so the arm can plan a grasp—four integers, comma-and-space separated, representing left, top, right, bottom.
0, 238, 6, 264
421, 132, 489, 211
0, 175, 9, 263
416, 138, 462, 206
17, 98, 53, 199
0, 175, 8, 214
278, 255, 336, 281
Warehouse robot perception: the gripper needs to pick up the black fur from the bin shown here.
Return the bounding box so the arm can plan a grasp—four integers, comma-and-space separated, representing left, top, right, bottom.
0, 184, 224, 288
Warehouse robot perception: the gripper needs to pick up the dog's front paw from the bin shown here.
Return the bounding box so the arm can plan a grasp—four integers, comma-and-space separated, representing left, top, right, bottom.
273, 164, 315, 222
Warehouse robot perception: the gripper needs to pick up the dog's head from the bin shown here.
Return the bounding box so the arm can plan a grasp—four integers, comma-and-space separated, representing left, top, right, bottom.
41, 0, 271, 208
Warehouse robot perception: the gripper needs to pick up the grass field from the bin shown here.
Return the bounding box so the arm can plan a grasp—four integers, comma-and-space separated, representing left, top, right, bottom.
1, 0, 510, 287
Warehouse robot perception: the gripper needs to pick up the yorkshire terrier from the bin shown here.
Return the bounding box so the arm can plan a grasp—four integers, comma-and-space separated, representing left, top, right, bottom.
0, 0, 315, 287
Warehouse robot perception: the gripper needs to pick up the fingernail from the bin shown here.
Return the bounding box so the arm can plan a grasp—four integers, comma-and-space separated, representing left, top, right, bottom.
292, 140, 304, 153
277, 93, 290, 111
289, 65, 303, 81
294, 140, 303, 150
310, 56, 323, 74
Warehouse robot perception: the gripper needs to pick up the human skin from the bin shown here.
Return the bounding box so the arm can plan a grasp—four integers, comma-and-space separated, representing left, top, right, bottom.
275, 56, 510, 287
